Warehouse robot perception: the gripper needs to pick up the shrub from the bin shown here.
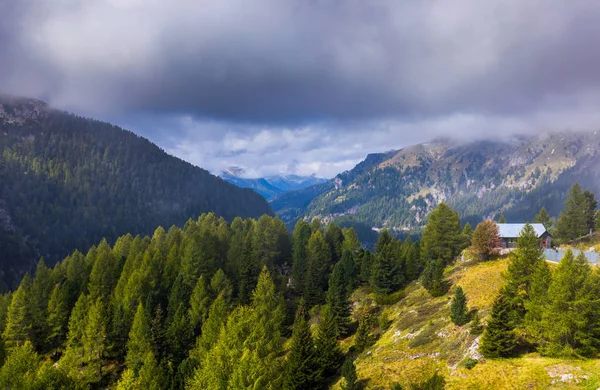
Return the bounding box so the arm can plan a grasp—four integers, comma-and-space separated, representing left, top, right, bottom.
374, 290, 405, 305
463, 358, 478, 369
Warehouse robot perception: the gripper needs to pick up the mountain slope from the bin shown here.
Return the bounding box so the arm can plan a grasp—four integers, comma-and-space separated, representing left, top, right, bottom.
0, 95, 272, 290
273, 132, 600, 238
221, 167, 328, 200
348, 256, 600, 389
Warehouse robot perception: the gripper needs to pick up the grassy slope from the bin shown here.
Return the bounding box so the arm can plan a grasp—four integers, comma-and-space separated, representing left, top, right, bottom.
341, 257, 600, 389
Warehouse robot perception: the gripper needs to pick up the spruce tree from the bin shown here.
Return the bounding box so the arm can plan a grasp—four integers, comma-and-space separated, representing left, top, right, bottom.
359, 250, 374, 284
461, 222, 473, 250
284, 299, 319, 390
3, 274, 32, 350
556, 183, 589, 241
304, 231, 330, 307
166, 304, 194, 365
125, 302, 153, 374
354, 308, 371, 353
422, 259, 447, 297
326, 261, 352, 336
371, 230, 400, 294
480, 292, 516, 358
237, 227, 258, 304
341, 357, 358, 390
88, 240, 118, 302
583, 190, 598, 232
315, 305, 342, 377
291, 220, 312, 293
450, 286, 469, 326
340, 249, 357, 294
325, 222, 344, 264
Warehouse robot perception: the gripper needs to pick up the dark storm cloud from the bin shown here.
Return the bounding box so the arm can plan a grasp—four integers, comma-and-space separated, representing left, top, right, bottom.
2, 0, 600, 123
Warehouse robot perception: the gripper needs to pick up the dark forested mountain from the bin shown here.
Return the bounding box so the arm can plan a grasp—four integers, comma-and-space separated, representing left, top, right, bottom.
273, 132, 600, 239
220, 167, 328, 200
0, 95, 272, 290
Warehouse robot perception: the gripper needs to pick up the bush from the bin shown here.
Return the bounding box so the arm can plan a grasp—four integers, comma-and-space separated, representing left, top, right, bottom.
374, 290, 405, 305
463, 358, 478, 369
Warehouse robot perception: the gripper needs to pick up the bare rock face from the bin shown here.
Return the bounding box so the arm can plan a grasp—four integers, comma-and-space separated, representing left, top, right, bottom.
0, 95, 48, 125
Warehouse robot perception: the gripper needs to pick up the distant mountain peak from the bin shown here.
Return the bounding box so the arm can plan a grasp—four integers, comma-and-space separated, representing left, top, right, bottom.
0, 94, 49, 124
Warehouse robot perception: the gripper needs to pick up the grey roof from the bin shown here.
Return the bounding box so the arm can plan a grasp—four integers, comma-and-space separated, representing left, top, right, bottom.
497, 223, 549, 238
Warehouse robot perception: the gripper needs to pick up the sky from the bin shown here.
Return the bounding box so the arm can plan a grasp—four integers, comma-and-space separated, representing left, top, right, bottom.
2, 0, 600, 178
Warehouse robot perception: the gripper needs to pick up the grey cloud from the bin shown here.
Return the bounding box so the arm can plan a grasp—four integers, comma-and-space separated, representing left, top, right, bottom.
2, 0, 600, 123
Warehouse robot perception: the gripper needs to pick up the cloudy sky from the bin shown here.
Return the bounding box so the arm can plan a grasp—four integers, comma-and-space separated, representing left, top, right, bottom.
2, 0, 600, 177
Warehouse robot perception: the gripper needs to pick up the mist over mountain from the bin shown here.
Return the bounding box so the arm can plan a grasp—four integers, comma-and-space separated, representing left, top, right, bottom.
220, 167, 328, 200
273, 131, 600, 240
0, 96, 272, 290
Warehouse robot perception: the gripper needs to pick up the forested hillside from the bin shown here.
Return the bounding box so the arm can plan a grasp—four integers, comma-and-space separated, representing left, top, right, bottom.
273, 132, 600, 241
0, 95, 272, 291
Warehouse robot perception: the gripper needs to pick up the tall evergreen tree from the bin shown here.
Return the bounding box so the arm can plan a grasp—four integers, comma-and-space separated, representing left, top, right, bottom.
3, 274, 32, 350
88, 240, 118, 302
371, 230, 401, 294
126, 302, 153, 374
46, 284, 71, 352
304, 231, 330, 307
359, 250, 374, 284
188, 275, 211, 334
284, 300, 319, 390
166, 304, 194, 365
505, 223, 544, 321
421, 203, 463, 266
533, 207, 551, 226
450, 286, 469, 326
556, 183, 590, 241
291, 220, 312, 294
480, 292, 516, 358
461, 222, 473, 249
325, 222, 344, 264
29, 259, 53, 351
421, 258, 447, 297
315, 305, 342, 378
538, 250, 598, 356
326, 261, 352, 336
81, 299, 108, 383
583, 190, 598, 232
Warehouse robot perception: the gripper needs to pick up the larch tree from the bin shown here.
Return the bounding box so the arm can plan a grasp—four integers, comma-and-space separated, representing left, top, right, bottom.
470, 220, 500, 260
188, 275, 211, 334
3, 274, 32, 350
125, 302, 153, 374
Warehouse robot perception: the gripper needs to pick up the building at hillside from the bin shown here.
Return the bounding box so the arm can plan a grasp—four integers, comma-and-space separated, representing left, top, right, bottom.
497, 223, 552, 249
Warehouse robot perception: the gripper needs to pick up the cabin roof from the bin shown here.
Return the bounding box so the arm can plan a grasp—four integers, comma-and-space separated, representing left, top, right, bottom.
496, 223, 549, 238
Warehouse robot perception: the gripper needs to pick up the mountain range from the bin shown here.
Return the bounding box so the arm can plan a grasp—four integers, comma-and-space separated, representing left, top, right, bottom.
220, 167, 328, 200
0, 95, 272, 290
272, 132, 600, 242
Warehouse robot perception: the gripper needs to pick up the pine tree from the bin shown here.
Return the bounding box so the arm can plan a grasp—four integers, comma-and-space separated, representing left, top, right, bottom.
371, 230, 401, 294
88, 240, 118, 302
461, 222, 473, 249
359, 250, 374, 284
150, 305, 167, 362
284, 300, 319, 390
3, 274, 32, 350
480, 292, 516, 358
340, 249, 357, 294
340, 357, 358, 390
583, 190, 598, 232
450, 286, 469, 326
403, 237, 419, 281
291, 220, 312, 293
315, 305, 342, 378
523, 259, 552, 341
326, 261, 352, 336
304, 231, 330, 307
126, 302, 153, 374
470, 220, 500, 260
